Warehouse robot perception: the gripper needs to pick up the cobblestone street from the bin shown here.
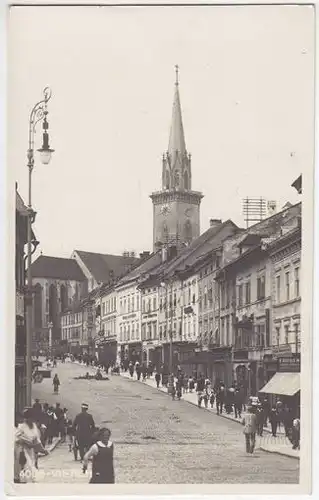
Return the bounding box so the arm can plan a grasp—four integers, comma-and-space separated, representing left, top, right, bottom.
33, 362, 299, 484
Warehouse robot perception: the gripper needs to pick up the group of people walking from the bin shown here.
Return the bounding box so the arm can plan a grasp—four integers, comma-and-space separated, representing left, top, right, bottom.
14, 399, 115, 484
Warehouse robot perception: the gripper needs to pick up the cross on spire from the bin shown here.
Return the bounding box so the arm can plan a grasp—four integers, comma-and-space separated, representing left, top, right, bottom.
175, 64, 179, 86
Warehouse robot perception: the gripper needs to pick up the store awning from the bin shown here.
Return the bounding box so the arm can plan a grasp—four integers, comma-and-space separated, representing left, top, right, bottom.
259, 372, 300, 396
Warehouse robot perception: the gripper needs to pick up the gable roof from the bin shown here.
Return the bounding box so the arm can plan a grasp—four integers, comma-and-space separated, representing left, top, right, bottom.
31, 255, 86, 281
74, 250, 140, 284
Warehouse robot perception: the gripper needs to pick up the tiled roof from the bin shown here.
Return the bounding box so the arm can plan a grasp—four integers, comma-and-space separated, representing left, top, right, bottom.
31, 255, 86, 281
130, 220, 239, 288
116, 252, 163, 287
74, 250, 140, 284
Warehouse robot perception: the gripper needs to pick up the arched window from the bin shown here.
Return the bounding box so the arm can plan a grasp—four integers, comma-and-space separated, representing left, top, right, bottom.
184, 220, 192, 243
34, 283, 43, 329
60, 284, 68, 313
49, 284, 58, 327
174, 170, 180, 188
184, 170, 189, 190
165, 170, 170, 190
162, 222, 168, 243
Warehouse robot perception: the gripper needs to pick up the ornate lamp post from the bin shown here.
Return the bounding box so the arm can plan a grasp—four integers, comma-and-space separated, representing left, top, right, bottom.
25, 87, 54, 406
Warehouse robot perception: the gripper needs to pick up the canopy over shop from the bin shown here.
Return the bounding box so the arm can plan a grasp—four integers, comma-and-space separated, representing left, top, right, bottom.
259, 372, 300, 415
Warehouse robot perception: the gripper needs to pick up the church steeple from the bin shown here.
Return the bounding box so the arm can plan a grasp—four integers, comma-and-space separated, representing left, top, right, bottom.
151, 66, 203, 251
162, 65, 191, 192
168, 65, 187, 160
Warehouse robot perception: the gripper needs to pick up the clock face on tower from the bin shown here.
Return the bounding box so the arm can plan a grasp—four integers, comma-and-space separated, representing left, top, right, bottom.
184, 207, 193, 218
160, 204, 171, 216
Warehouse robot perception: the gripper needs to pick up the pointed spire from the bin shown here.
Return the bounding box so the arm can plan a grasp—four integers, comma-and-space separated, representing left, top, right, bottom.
168, 65, 187, 160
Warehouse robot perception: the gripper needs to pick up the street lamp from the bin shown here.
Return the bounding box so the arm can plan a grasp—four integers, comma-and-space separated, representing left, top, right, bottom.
25, 87, 54, 406
161, 279, 174, 394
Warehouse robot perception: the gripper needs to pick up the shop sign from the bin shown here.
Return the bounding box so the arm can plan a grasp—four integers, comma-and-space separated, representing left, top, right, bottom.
273, 344, 292, 359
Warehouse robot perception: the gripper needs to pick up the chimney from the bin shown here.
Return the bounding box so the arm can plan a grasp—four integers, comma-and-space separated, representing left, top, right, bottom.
209, 218, 222, 228
139, 251, 151, 260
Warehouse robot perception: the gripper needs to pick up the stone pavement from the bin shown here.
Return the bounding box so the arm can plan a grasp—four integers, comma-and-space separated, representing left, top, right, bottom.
117, 369, 300, 460
33, 361, 298, 483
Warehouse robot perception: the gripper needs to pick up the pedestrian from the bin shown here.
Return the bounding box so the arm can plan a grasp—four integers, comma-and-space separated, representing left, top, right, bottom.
269, 407, 278, 437
155, 372, 161, 388
282, 406, 293, 438
136, 363, 141, 381
210, 390, 215, 409
176, 380, 182, 400
261, 397, 270, 427
142, 365, 147, 381
66, 418, 74, 452
53, 374, 60, 394
15, 408, 48, 482
188, 376, 195, 393
128, 362, 134, 378
241, 406, 257, 454
234, 388, 243, 419
216, 384, 225, 415
196, 374, 205, 408
83, 428, 115, 483
73, 403, 95, 461
32, 399, 42, 420
171, 383, 176, 401
291, 415, 300, 450
256, 404, 265, 436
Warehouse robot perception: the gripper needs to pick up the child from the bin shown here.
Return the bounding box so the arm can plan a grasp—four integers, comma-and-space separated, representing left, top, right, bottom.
171, 384, 176, 401
189, 376, 195, 393
66, 418, 74, 452
210, 391, 215, 409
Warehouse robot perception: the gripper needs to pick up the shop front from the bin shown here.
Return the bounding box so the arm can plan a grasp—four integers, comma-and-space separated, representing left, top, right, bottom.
259, 371, 300, 415
97, 336, 117, 367
181, 347, 232, 385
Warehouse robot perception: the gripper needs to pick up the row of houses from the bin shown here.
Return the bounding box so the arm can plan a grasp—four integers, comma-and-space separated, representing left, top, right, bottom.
59, 201, 301, 397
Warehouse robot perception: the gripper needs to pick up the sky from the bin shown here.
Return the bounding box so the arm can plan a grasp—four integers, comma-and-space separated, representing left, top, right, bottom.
8, 5, 314, 258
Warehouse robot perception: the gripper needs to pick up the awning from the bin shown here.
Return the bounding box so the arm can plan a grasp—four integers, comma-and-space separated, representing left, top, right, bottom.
259, 372, 300, 396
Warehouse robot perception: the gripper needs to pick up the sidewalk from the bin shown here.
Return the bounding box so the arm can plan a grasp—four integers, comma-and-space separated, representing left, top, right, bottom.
37, 441, 89, 483
119, 370, 300, 460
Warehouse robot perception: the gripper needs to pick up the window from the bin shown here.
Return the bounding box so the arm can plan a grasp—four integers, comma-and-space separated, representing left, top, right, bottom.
220, 283, 225, 309
173, 293, 177, 307
132, 297, 135, 311
294, 268, 300, 297
136, 323, 139, 338
285, 325, 289, 345
285, 272, 290, 301
142, 324, 146, 341
128, 298, 131, 313
142, 299, 145, 313
159, 326, 163, 341
153, 297, 157, 311
132, 324, 135, 340
225, 284, 230, 308
238, 284, 243, 307
153, 323, 157, 339
148, 299, 151, 312
136, 296, 139, 311
256, 324, 265, 347
204, 292, 208, 309
276, 276, 281, 303
245, 282, 251, 305
226, 316, 230, 346
160, 299, 163, 312
188, 287, 191, 304
275, 326, 280, 347
257, 275, 265, 300
192, 293, 196, 304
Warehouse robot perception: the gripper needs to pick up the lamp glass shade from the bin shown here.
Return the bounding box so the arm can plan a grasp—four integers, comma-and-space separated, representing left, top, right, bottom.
38, 148, 53, 165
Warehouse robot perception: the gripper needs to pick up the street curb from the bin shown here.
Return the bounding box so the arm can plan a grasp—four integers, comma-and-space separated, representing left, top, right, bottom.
258, 445, 300, 460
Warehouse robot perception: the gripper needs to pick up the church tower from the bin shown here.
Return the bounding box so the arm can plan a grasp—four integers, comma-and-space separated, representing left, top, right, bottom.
150, 66, 203, 251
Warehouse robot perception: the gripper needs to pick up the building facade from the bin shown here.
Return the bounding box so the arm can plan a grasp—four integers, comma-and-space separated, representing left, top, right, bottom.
15, 190, 29, 414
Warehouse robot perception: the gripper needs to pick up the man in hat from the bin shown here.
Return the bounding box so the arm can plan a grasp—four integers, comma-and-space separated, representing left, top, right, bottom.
73, 403, 95, 461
